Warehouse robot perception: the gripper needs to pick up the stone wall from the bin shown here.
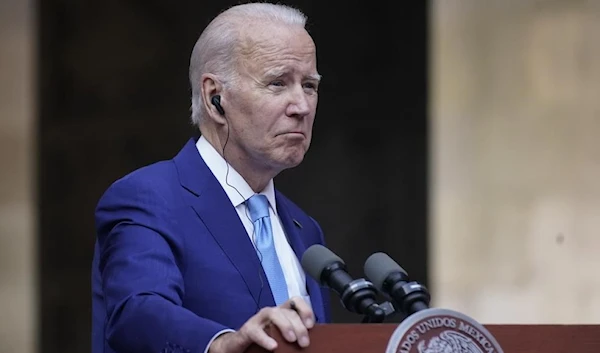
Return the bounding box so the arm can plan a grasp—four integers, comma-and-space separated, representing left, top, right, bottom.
0, 0, 37, 351
430, 0, 600, 323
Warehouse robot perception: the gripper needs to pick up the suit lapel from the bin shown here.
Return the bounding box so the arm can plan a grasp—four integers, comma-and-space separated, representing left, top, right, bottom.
276, 193, 327, 323
192, 186, 277, 309
174, 138, 275, 309
275, 194, 306, 261
173, 138, 325, 318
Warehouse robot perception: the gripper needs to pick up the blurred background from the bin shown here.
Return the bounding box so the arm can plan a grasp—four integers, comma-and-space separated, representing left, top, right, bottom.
1, 0, 599, 352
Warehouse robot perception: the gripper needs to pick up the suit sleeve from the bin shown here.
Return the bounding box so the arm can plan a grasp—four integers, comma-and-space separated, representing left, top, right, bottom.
95, 176, 230, 353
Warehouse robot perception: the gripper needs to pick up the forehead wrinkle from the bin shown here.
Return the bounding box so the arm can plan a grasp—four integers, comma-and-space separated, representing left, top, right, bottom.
242, 50, 319, 82
263, 66, 320, 79
242, 41, 314, 63
238, 31, 315, 68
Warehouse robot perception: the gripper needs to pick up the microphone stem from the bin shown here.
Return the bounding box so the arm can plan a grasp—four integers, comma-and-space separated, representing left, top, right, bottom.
408, 301, 429, 314
366, 304, 386, 323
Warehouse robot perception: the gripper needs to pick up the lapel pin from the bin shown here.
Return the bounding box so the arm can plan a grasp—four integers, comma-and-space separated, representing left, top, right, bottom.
293, 219, 303, 229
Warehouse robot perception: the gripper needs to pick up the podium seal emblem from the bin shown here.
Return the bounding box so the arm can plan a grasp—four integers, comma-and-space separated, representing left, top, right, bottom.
385, 308, 504, 353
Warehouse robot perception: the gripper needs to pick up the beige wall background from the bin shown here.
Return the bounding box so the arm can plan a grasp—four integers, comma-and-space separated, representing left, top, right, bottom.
430, 0, 600, 324
0, 0, 37, 351
2, 0, 600, 350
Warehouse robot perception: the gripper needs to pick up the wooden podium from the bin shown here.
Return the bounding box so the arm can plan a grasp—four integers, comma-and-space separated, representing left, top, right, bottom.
246, 324, 600, 353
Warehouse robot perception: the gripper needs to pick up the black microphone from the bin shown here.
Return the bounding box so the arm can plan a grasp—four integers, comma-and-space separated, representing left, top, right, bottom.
301, 244, 386, 323
363, 252, 431, 316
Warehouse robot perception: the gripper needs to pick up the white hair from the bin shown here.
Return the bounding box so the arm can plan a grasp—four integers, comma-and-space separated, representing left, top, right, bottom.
189, 3, 308, 127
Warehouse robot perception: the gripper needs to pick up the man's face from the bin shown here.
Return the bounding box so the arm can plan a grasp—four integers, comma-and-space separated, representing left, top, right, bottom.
223, 22, 320, 174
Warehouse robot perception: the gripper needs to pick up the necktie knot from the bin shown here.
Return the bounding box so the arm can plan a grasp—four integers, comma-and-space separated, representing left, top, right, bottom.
247, 194, 270, 222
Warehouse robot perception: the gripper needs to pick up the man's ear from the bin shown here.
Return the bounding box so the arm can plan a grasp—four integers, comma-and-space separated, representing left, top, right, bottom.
200, 73, 226, 125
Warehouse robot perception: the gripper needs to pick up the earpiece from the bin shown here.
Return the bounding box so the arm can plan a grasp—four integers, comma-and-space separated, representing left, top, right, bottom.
211, 95, 225, 116
210, 92, 261, 310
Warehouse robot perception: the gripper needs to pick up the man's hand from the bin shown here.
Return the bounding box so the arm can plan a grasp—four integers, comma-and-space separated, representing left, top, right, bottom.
209, 297, 315, 353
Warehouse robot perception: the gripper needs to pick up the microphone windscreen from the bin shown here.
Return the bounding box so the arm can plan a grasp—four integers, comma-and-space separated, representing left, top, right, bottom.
301, 244, 345, 282
363, 252, 408, 290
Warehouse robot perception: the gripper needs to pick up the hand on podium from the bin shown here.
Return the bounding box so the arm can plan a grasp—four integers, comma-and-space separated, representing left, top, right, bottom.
209, 297, 315, 353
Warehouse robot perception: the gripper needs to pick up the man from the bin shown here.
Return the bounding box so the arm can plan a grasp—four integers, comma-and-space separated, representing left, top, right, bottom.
91, 3, 331, 353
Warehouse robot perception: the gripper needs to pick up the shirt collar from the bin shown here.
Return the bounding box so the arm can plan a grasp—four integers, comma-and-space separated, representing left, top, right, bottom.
196, 135, 277, 211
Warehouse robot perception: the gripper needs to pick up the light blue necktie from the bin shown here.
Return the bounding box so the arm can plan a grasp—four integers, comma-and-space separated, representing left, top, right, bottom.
246, 194, 289, 305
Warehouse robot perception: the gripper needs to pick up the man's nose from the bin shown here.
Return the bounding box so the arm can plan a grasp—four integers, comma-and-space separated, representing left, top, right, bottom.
286, 85, 312, 118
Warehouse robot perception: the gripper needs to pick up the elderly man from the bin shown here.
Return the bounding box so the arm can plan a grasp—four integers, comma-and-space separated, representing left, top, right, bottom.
91, 3, 330, 353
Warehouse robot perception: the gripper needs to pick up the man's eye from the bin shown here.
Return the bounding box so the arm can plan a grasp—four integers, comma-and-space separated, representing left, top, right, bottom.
270, 81, 285, 87
303, 83, 319, 93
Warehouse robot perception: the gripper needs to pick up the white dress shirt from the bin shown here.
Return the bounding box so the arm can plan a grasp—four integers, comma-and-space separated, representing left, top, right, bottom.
196, 136, 310, 303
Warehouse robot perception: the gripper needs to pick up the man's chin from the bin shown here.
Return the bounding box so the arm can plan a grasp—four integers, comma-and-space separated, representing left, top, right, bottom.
275, 153, 306, 171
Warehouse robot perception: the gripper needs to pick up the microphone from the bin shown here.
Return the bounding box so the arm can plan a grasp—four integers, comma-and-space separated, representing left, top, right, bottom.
363, 252, 431, 316
301, 244, 386, 323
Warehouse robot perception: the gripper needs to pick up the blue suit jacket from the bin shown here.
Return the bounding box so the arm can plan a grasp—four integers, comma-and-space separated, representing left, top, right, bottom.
91, 138, 331, 353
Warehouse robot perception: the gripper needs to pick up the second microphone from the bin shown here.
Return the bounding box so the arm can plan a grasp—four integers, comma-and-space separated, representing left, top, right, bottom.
301, 244, 386, 323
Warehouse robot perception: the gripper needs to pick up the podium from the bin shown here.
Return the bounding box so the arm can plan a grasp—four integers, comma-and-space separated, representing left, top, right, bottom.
246, 324, 600, 353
